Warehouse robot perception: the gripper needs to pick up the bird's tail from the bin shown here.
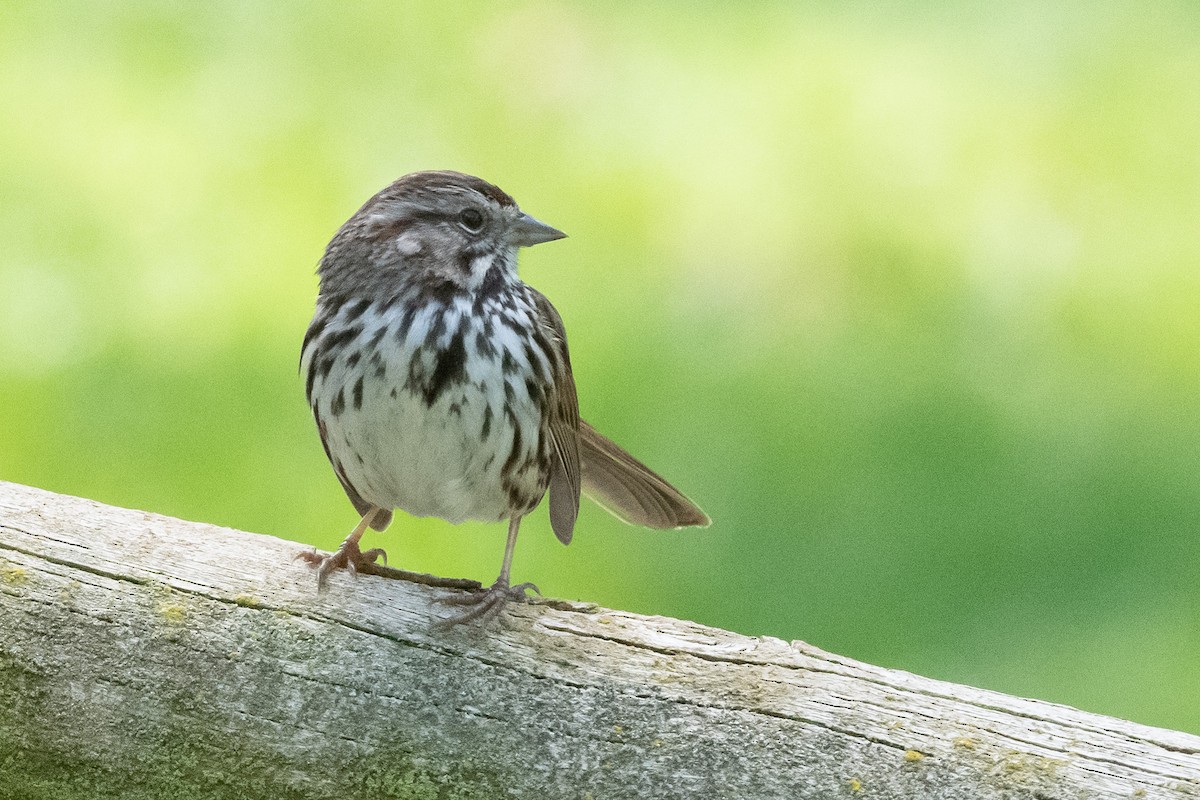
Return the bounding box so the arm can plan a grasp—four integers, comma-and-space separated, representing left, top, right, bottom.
579, 420, 710, 529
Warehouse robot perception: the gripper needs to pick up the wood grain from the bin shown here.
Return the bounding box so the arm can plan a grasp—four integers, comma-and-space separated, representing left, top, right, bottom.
1, 480, 1197, 799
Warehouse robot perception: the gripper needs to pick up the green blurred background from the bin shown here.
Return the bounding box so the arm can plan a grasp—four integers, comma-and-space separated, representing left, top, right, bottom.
2, 1, 1198, 733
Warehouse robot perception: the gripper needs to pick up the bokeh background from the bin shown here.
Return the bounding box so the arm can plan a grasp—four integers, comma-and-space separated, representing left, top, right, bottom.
2, 2, 1198, 734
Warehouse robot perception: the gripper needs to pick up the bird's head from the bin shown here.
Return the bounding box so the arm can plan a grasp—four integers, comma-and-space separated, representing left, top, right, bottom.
318, 170, 566, 300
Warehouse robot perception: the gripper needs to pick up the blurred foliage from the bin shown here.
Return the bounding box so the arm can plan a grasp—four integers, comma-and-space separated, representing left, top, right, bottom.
2, 1, 1198, 734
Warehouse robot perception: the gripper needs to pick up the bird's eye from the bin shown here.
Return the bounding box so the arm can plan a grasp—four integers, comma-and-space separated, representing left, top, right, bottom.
458, 208, 485, 232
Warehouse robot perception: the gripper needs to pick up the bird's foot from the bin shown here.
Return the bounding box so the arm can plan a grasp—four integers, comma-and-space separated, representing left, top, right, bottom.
296, 537, 387, 592
435, 578, 540, 627
296, 542, 484, 594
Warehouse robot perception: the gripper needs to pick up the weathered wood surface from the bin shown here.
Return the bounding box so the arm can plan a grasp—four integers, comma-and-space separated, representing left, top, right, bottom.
0, 480, 1197, 799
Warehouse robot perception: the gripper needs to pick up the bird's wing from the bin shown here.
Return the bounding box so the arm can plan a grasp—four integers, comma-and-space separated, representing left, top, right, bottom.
530, 290, 582, 544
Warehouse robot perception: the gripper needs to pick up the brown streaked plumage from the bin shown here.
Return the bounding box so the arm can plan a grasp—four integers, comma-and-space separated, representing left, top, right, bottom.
300, 170, 708, 624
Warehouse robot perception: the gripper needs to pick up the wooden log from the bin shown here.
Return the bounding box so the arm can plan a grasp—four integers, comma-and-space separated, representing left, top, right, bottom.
1, 480, 1197, 799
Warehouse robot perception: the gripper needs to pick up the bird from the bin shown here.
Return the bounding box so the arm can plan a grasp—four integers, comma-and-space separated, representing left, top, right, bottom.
299, 170, 708, 623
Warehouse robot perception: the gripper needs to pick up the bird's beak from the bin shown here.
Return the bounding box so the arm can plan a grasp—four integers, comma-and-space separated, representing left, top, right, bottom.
511, 213, 567, 247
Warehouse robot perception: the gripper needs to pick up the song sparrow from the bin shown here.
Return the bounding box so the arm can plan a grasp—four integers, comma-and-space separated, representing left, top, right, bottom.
299, 170, 708, 624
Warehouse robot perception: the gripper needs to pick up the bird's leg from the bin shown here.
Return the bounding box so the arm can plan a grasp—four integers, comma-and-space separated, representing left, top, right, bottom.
437, 515, 539, 626
297, 510, 484, 593
296, 508, 388, 592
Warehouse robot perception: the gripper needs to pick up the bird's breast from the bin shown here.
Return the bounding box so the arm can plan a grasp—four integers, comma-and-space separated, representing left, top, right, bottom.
304, 292, 553, 523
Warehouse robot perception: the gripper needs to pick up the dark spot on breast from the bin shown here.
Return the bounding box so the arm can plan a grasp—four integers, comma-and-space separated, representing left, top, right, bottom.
428, 307, 447, 344
305, 362, 318, 403
331, 387, 345, 417
424, 326, 467, 407
405, 349, 427, 392
474, 328, 496, 358
396, 307, 417, 343
520, 340, 549, 383
314, 409, 327, 448
318, 355, 336, 379
498, 308, 526, 333
324, 325, 362, 350
301, 315, 328, 361
346, 351, 361, 369
502, 420, 523, 474
481, 404, 493, 439
342, 298, 371, 325
528, 333, 555, 379
506, 484, 526, 511
352, 375, 364, 410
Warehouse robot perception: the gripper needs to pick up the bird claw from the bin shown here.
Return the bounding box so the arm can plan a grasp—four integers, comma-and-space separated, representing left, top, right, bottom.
296, 538, 388, 592
435, 579, 540, 627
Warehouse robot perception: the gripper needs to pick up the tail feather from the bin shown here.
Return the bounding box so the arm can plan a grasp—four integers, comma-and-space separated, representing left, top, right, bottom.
579, 420, 710, 529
